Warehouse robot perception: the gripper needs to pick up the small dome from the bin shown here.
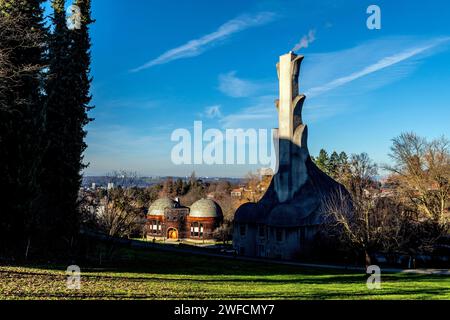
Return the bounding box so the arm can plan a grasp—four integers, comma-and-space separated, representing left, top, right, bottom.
148, 197, 178, 216
189, 199, 222, 218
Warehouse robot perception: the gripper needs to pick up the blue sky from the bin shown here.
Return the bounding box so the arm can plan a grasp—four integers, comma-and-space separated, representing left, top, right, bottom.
64, 0, 450, 177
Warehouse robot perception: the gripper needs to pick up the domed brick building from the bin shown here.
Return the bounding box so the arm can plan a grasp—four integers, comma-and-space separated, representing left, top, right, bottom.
145, 197, 223, 241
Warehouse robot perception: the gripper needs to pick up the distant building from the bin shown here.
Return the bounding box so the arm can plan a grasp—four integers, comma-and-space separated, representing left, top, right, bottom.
145, 198, 223, 241
107, 182, 114, 190
231, 188, 243, 198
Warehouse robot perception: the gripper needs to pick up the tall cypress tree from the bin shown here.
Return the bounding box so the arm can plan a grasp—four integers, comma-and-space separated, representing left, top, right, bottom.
42, 0, 93, 253
42, 0, 71, 251
67, 0, 94, 248
0, 0, 47, 257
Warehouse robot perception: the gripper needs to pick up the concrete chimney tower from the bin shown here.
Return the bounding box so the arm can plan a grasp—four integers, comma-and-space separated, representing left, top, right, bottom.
274, 52, 307, 202
277, 52, 301, 141
233, 52, 349, 260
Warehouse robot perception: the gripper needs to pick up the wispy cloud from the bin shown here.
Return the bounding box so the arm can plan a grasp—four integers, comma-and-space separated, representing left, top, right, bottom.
305, 37, 450, 98
218, 71, 276, 98
131, 12, 276, 72
87, 125, 168, 155
219, 36, 450, 128
292, 29, 316, 52
219, 96, 343, 128
219, 71, 261, 98
219, 95, 276, 128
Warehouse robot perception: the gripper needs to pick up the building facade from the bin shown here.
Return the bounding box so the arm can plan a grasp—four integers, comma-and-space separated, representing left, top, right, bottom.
145, 197, 223, 241
233, 52, 348, 260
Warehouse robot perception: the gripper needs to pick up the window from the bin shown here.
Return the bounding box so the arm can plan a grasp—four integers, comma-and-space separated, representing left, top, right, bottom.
239, 224, 246, 237
150, 220, 159, 234
152, 220, 162, 235
276, 228, 283, 242
258, 225, 265, 238
258, 245, 265, 257
191, 222, 199, 237
200, 224, 204, 237
300, 226, 306, 244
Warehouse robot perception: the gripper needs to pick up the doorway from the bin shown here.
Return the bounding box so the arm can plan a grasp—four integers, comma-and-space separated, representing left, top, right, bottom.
167, 228, 178, 240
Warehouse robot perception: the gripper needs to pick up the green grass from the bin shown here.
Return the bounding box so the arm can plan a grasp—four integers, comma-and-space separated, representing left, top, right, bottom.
0, 247, 449, 300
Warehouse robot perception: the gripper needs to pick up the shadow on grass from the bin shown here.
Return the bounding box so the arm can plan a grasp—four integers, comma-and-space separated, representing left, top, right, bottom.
3, 286, 449, 300
3, 246, 448, 289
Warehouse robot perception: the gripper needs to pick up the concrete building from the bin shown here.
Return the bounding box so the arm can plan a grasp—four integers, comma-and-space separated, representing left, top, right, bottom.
145, 197, 223, 241
233, 52, 348, 260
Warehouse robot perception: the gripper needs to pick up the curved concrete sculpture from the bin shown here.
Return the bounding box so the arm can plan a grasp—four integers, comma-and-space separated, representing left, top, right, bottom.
233, 52, 347, 260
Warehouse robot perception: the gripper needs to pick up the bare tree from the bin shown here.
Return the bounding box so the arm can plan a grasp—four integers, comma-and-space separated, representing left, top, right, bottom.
385, 133, 449, 226
323, 153, 381, 266
96, 188, 144, 238
213, 222, 233, 244
0, 13, 45, 111
80, 183, 144, 239
243, 171, 261, 202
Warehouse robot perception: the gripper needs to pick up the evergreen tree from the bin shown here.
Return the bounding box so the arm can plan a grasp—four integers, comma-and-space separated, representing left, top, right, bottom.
329, 151, 340, 179
41, 0, 93, 253
175, 178, 184, 196
338, 151, 349, 166
0, 0, 47, 257
315, 149, 330, 175
63, 0, 94, 249
337, 151, 350, 181
41, 0, 72, 252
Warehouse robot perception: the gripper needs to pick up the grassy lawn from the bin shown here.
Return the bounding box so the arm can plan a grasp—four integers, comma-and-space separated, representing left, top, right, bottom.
0, 247, 449, 300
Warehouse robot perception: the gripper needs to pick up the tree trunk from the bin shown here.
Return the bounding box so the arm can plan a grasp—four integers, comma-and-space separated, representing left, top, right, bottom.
365, 250, 372, 267
24, 237, 31, 261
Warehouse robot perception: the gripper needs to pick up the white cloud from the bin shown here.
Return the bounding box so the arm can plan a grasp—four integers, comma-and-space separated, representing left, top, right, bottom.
220, 95, 276, 128
218, 71, 259, 98
218, 71, 276, 98
304, 37, 450, 98
219, 36, 450, 128
131, 12, 276, 72
292, 29, 316, 52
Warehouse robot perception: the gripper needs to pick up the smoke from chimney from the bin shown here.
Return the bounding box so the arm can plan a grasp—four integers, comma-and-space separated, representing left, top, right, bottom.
292, 29, 316, 52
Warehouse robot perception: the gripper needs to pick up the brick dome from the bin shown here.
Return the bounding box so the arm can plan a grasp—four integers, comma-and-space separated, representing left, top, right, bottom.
189, 199, 222, 218
148, 197, 178, 216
